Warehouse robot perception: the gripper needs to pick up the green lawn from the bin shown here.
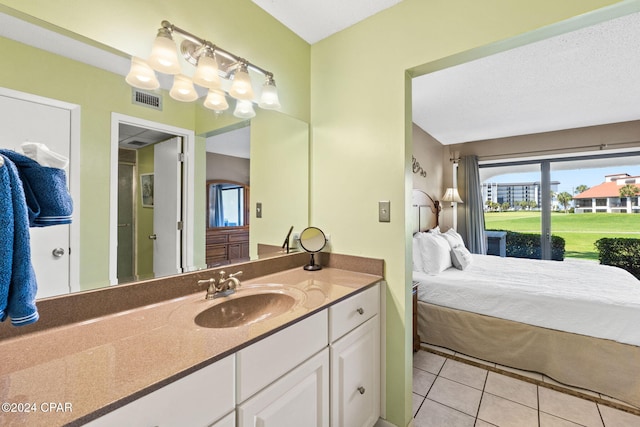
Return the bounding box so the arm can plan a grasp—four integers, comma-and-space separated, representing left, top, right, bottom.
484, 212, 640, 260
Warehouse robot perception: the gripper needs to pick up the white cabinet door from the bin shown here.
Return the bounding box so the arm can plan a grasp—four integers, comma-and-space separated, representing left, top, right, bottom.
238, 349, 329, 427
330, 315, 380, 427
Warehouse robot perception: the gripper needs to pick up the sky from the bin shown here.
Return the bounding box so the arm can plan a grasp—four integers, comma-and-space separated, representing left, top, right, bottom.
483, 163, 640, 195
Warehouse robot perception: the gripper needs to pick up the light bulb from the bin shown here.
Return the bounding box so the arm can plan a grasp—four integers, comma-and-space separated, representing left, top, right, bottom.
125, 57, 159, 90
233, 99, 256, 119
258, 77, 280, 109
170, 75, 198, 102
204, 89, 229, 111
193, 50, 221, 89
148, 28, 181, 74
229, 63, 255, 100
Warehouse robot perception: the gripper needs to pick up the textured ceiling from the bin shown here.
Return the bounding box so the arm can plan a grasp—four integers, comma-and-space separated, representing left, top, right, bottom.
252, 0, 403, 44
412, 11, 640, 145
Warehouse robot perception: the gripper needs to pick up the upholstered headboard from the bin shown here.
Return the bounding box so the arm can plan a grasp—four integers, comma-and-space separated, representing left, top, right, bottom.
412, 189, 440, 233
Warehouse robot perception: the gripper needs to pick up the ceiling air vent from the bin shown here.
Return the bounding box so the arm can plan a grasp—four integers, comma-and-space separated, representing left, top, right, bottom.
132, 89, 162, 111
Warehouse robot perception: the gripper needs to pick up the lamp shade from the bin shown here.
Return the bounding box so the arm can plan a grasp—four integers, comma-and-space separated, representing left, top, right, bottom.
204, 89, 229, 112
169, 75, 198, 102
233, 99, 256, 119
125, 57, 160, 90
441, 188, 463, 203
258, 77, 280, 109
229, 63, 255, 101
193, 51, 221, 89
148, 29, 181, 74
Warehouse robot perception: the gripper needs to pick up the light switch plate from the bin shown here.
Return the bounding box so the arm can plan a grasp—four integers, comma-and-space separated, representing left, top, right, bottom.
379, 201, 390, 222
256, 202, 262, 218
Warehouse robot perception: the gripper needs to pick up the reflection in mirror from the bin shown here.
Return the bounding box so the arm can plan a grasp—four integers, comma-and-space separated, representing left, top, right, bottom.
207, 181, 249, 228
0, 9, 310, 299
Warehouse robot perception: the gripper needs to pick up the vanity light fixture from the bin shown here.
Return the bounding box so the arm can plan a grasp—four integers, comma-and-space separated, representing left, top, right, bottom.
125, 20, 280, 118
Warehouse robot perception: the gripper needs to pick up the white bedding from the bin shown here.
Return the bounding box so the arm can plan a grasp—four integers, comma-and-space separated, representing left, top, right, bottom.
414, 254, 640, 346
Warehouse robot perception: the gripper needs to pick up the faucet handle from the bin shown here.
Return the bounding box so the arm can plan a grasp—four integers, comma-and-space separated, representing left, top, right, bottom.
197, 278, 215, 287
229, 271, 243, 278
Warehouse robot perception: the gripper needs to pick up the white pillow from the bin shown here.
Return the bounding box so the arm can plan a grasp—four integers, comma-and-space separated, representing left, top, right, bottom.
451, 245, 473, 270
419, 233, 452, 275
427, 226, 441, 234
412, 234, 424, 272
441, 228, 465, 249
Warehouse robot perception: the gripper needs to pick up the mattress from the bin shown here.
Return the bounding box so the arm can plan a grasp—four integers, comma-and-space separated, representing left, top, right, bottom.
413, 254, 640, 346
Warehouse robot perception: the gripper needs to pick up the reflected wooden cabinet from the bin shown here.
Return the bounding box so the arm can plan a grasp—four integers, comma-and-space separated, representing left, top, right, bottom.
206, 179, 250, 266
206, 227, 250, 266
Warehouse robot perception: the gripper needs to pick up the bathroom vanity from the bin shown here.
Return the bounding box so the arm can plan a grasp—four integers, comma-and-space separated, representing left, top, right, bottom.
0, 253, 383, 427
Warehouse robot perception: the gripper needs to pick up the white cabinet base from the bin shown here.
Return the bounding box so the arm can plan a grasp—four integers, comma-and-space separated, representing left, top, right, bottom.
331, 315, 380, 427
238, 349, 329, 427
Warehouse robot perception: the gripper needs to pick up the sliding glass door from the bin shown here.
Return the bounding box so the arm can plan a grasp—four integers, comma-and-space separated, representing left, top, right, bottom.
481, 153, 640, 261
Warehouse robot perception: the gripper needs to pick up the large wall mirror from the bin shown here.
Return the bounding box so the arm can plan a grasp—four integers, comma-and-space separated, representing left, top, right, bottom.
0, 8, 309, 299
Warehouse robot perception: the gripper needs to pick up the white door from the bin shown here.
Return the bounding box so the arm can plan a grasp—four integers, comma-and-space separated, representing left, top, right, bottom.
153, 137, 183, 277
0, 93, 72, 298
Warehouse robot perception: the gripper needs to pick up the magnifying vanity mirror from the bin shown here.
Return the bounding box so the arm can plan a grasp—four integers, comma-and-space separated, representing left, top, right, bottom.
299, 227, 327, 271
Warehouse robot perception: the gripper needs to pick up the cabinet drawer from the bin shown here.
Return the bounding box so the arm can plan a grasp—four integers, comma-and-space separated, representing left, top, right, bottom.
236, 310, 328, 403
329, 283, 379, 342
228, 231, 249, 243
86, 355, 235, 427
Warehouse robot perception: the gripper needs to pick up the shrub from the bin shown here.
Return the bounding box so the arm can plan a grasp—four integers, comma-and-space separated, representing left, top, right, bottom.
594, 238, 640, 280
487, 229, 565, 261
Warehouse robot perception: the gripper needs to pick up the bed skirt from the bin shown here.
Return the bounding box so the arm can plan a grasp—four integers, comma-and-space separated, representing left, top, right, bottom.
417, 300, 640, 408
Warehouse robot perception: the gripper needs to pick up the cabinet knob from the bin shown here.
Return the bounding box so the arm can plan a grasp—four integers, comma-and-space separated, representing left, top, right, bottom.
356, 307, 364, 315
358, 386, 366, 395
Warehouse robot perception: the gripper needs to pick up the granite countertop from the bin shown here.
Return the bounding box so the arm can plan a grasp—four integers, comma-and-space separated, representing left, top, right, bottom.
0, 266, 382, 426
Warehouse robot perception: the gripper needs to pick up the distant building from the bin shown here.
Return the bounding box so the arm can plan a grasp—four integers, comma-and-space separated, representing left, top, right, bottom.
482, 181, 559, 209
574, 173, 640, 213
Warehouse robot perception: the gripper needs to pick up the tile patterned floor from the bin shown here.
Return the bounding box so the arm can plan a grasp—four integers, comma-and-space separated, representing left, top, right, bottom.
413, 346, 640, 427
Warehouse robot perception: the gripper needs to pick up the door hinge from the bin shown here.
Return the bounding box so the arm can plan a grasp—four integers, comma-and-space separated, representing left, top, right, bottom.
178, 153, 185, 162
177, 221, 184, 230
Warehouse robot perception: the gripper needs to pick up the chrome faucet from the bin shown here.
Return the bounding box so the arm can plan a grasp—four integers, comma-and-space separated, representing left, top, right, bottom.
197, 270, 243, 300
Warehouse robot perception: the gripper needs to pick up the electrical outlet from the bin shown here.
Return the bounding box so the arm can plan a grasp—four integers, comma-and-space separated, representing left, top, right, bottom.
379, 201, 390, 222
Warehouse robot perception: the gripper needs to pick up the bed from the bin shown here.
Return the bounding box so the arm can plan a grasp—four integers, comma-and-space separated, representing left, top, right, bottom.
411, 193, 640, 408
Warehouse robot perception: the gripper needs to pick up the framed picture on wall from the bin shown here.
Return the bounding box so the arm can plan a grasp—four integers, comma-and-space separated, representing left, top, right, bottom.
140, 173, 154, 208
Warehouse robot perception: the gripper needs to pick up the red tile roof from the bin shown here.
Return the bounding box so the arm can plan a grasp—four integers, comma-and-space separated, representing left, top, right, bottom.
574, 182, 626, 199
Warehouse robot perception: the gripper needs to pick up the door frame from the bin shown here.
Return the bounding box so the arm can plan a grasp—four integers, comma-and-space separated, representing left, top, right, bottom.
0, 86, 81, 292
109, 113, 195, 285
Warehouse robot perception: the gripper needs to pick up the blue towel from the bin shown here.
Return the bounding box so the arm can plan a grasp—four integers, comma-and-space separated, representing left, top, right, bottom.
0, 155, 39, 326
0, 150, 73, 227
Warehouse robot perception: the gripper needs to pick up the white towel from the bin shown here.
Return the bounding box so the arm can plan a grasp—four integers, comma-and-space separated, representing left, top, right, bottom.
17, 142, 68, 169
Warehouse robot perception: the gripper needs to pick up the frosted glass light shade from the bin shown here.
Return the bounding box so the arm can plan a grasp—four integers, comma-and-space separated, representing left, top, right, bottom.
193, 52, 221, 89
170, 75, 198, 102
125, 57, 159, 90
233, 99, 256, 119
258, 79, 280, 109
229, 65, 255, 100
148, 32, 181, 74
204, 89, 229, 111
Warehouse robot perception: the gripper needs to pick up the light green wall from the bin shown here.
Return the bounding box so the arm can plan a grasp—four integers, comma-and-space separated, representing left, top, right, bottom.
309, 0, 620, 425
249, 110, 309, 256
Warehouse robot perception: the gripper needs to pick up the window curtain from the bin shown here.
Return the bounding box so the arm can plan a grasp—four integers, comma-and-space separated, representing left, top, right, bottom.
209, 184, 225, 227
461, 155, 487, 254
